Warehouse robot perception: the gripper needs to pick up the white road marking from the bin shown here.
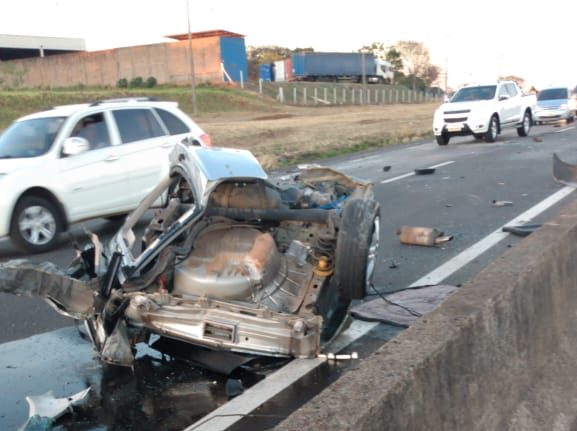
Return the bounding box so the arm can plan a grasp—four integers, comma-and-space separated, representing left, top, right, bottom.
381, 160, 455, 184
556, 126, 575, 133
410, 186, 576, 287
185, 319, 379, 431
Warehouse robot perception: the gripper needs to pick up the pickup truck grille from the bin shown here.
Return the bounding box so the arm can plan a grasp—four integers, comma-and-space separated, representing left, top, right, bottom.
444, 109, 471, 114
445, 117, 468, 123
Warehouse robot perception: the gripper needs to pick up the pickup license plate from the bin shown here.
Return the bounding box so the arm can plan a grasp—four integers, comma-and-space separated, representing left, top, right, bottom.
447, 124, 463, 132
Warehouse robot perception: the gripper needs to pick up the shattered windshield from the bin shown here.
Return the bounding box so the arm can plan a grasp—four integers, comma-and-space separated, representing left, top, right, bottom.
451, 86, 496, 102
0, 117, 65, 159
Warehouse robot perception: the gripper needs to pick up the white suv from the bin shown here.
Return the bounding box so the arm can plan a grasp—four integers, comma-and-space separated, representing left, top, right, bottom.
0, 97, 211, 253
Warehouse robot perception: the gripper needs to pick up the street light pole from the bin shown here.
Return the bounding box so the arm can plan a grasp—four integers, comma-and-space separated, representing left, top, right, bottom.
186, 0, 198, 114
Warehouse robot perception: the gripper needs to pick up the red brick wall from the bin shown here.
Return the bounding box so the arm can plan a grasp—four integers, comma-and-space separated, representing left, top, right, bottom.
0, 37, 226, 87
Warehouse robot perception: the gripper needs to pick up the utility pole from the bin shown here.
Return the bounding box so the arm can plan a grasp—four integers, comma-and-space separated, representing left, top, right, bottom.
186, 0, 198, 114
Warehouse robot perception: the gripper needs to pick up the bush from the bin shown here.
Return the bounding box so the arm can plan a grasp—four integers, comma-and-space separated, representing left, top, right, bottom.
117, 78, 128, 88
144, 76, 157, 88
129, 77, 144, 88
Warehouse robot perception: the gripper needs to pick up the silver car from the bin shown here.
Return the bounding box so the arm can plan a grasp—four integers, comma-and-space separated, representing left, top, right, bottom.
534, 87, 574, 124
0, 143, 380, 366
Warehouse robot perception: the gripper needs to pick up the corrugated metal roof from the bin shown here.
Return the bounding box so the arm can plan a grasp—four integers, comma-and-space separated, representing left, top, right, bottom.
165, 30, 245, 41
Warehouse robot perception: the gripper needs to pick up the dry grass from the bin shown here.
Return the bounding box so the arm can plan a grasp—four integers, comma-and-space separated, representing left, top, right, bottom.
196, 103, 438, 169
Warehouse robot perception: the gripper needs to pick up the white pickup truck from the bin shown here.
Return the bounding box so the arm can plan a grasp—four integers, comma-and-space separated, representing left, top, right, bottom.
433, 81, 536, 145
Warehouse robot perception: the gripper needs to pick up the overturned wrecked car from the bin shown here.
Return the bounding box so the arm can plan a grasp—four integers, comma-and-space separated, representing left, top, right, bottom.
0, 143, 380, 367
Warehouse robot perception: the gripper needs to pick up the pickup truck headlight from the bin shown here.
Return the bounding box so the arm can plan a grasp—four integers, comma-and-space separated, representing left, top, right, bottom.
561, 103, 568, 110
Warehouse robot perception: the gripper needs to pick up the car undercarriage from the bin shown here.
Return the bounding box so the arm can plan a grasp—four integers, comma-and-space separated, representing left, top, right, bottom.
0, 144, 380, 367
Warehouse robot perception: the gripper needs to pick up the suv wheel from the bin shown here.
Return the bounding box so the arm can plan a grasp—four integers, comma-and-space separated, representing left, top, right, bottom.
485, 115, 499, 142
10, 196, 63, 253
516, 110, 531, 137
436, 134, 450, 146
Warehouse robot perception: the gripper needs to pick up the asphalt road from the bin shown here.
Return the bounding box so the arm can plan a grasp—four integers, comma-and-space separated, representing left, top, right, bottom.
1, 121, 577, 430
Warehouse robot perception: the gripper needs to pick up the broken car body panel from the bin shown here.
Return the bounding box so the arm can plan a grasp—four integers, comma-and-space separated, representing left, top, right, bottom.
0, 143, 380, 367
553, 152, 577, 187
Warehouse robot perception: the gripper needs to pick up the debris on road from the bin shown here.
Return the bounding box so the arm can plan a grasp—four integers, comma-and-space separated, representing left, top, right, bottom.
414, 168, 436, 175
553, 152, 577, 187
533, 136, 543, 142
317, 352, 359, 361
502, 224, 542, 237
19, 387, 91, 431
398, 226, 453, 247
383, 165, 391, 172
492, 200, 514, 207
351, 285, 459, 327
225, 379, 244, 398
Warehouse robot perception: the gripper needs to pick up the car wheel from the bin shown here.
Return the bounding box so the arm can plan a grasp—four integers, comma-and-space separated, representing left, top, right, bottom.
10, 196, 63, 253
516, 110, 531, 137
436, 134, 449, 146
317, 199, 380, 343
485, 115, 499, 142
334, 199, 380, 301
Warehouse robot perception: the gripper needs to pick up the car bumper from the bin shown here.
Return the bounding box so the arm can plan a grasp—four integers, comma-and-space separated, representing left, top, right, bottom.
535, 109, 571, 122
433, 122, 485, 137
122, 293, 323, 359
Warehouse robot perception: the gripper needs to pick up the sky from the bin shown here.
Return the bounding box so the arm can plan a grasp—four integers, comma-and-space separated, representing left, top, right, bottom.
2, 0, 576, 90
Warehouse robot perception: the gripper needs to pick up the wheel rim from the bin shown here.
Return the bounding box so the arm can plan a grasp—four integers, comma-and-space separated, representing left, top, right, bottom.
523, 114, 530, 133
18, 205, 56, 246
490, 118, 497, 139
365, 216, 380, 290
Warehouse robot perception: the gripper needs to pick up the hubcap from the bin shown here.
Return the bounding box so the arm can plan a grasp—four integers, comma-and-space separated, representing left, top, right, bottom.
18, 205, 56, 246
491, 119, 497, 139
524, 114, 530, 133
365, 216, 380, 289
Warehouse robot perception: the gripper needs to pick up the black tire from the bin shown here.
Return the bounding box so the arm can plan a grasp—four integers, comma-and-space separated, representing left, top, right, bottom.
316, 198, 380, 343
485, 115, 499, 142
10, 195, 63, 253
334, 199, 381, 301
517, 110, 531, 137
436, 134, 449, 146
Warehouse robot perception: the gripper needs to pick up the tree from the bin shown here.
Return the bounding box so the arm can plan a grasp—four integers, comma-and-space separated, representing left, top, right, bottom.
393, 41, 436, 91
385, 48, 403, 74
385, 48, 404, 85
358, 42, 388, 60
421, 64, 440, 87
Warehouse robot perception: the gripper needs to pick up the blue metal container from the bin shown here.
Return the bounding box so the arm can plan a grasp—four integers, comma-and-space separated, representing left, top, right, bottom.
220, 37, 248, 83
260, 63, 273, 82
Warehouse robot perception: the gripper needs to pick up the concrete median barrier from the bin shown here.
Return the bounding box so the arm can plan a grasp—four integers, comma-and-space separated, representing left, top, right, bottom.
274, 195, 577, 431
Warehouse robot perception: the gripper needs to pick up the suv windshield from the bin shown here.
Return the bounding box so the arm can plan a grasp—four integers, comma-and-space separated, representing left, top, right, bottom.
538, 88, 568, 101
451, 86, 496, 102
0, 117, 65, 159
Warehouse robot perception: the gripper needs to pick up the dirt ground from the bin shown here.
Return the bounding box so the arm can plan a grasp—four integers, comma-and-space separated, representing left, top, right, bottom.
195, 103, 438, 169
